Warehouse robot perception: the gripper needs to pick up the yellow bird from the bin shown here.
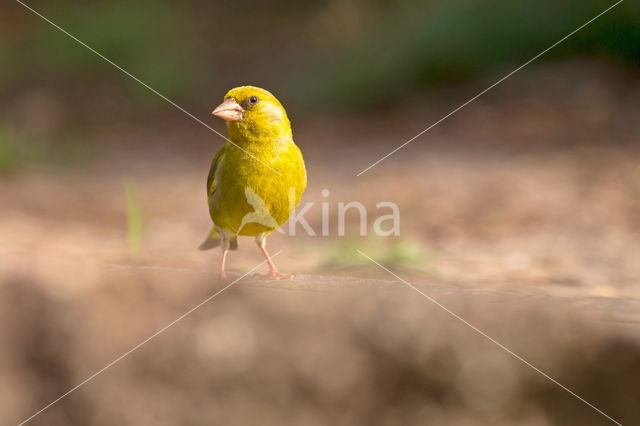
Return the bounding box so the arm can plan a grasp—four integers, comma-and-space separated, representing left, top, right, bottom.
200, 86, 307, 280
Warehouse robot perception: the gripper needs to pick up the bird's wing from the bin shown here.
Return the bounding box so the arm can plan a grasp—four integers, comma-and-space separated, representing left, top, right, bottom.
207, 145, 226, 203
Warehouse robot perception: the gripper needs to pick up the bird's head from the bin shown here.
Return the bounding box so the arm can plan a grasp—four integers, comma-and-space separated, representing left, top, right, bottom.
212, 86, 291, 142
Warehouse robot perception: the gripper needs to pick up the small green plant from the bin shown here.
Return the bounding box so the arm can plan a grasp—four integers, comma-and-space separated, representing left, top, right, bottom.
385, 240, 427, 269
322, 237, 432, 272
123, 178, 143, 259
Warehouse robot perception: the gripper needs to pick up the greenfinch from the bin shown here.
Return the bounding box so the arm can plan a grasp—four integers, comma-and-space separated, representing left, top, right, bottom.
200, 86, 307, 280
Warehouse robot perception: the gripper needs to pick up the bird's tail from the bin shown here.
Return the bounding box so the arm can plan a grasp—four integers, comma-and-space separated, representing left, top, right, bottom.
198, 227, 221, 250
198, 227, 238, 251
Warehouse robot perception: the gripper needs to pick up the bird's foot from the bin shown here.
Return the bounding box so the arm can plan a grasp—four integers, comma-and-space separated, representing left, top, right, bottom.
218, 272, 228, 282
253, 270, 295, 280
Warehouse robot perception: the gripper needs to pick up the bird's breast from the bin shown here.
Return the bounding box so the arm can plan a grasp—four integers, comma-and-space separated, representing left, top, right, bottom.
210, 141, 306, 236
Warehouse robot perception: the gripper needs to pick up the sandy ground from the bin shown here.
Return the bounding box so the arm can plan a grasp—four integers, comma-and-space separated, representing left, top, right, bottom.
2, 141, 640, 301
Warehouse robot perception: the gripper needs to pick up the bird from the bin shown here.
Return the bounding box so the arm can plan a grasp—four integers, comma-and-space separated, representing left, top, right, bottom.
199, 86, 307, 280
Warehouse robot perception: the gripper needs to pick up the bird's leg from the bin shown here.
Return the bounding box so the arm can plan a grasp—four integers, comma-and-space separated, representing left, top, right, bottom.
254, 233, 294, 280
258, 246, 294, 279
219, 230, 232, 281
219, 248, 228, 281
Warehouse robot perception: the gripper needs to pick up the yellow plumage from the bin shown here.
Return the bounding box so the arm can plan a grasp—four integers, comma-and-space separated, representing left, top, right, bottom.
200, 86, 306, 279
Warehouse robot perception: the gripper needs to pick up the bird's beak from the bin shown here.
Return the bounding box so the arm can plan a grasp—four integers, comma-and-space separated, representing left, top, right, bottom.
212, 98, 244, 122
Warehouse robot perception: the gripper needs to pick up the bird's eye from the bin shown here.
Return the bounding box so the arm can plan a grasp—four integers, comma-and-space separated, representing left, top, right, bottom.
249, 95, 259, 105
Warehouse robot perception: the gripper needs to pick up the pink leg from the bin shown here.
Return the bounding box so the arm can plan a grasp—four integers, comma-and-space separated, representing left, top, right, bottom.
257, 246, 294, 280
219, 249, 228, 281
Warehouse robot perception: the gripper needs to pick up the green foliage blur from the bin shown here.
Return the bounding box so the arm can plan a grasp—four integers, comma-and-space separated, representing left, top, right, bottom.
1, 0, 638, 112
0, 121, 88, 174
2, 1, 202, 101
299, 0, 640, 108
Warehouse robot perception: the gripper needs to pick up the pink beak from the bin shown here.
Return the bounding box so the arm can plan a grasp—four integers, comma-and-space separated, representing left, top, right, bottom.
212, 98, 244, 122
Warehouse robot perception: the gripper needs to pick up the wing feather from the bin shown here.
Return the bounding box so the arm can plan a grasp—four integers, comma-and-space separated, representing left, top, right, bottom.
207, 145, 226, 203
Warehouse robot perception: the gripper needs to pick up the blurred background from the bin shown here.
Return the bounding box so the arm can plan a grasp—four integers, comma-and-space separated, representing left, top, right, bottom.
1, 0, 640, 425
